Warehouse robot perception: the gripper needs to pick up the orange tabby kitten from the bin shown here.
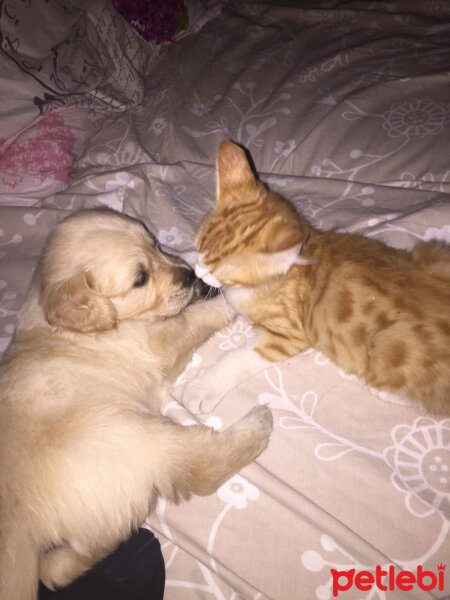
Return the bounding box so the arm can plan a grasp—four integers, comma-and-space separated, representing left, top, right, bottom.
189, 141, 450, 415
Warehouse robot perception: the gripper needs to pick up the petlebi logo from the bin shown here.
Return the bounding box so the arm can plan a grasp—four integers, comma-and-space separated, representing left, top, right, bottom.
331, 563, 446, 597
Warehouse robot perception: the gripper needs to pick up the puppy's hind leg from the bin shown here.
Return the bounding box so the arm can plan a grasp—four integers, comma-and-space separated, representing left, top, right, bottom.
37, 405, 272, 590
156, 405, 273, 501
191, 404, 273, 496
39, 545, 100, 591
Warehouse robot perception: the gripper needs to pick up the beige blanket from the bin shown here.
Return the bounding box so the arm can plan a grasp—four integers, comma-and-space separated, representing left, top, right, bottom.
1, 1, 449, 598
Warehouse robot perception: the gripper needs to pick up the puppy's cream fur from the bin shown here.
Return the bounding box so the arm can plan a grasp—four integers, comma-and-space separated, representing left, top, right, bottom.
0, 210, 272, 600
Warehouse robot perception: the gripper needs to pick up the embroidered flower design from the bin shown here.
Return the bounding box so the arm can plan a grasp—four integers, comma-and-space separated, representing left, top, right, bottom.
247, 24, 265, 39
382, 99, 446, 139
150, 117, 168, 135
310, 8, 357, 26
157, 227, 182, 246
0, 113, 75, 189
218, 320, 254, 351
174, 352, 202, 386
424, 0, 450, 16
94, 142, 147, 167
299, 66, 317, 84
397, 171, 441, 191
227, 60, 247, 74
384, 417, 450, 519
191, 102, 211, 117
423, 224, 450, 243
217, 474, 259, 509
274, 139, 296, 157
183, 415, 223, 430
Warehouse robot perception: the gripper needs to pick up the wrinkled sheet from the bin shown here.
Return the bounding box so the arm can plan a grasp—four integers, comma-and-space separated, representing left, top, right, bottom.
1, 1, 449, 599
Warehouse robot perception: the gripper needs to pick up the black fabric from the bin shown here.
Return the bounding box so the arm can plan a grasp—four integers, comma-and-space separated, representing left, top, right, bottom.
38, 529, 165, 600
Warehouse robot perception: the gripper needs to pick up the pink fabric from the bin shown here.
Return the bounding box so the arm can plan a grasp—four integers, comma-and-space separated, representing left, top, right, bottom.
0, 112, 75, 191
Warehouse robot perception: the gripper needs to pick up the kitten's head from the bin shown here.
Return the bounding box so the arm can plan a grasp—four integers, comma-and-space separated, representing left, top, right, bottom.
195, 141, 311, 288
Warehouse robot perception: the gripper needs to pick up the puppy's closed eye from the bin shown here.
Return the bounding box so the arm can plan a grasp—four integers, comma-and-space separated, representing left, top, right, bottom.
134, 270, 149, 288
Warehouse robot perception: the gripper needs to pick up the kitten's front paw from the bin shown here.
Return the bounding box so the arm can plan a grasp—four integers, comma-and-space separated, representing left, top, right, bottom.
182, 373, 229, 414
369, 386, 415, 408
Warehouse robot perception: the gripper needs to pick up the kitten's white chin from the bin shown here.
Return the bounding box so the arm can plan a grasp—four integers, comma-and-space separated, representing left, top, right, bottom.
194, 262, 222, 288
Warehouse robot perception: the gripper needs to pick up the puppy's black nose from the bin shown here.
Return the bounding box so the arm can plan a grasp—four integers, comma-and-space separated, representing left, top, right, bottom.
190, 279, 219, 303
201, 283, 219, 298
180, 268, 197, 288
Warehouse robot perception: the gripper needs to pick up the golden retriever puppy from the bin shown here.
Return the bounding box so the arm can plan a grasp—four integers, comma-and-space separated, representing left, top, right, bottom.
0, 210, 272, 600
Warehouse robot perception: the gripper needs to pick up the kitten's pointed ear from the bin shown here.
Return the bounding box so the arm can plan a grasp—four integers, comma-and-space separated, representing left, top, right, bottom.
216, 141, 255, 202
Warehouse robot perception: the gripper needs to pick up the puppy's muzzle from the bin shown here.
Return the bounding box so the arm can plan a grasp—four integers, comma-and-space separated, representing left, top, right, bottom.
194, 278, 219, 298
179, 267, 197, 288
191, 278, 220, 302
176, 266, 218, 301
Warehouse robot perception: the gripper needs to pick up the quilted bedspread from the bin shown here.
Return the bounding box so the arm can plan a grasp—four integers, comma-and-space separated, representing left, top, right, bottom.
0, 0, 449, 598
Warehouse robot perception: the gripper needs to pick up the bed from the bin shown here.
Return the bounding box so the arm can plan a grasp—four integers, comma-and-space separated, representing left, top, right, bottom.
1, 0, 449, 598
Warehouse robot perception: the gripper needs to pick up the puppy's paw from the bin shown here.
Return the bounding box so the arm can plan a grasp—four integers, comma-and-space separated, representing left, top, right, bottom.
184, 294, 235, 328
40, 546, 94, 590
234, 405, 273, 435
228, 405, 273, 459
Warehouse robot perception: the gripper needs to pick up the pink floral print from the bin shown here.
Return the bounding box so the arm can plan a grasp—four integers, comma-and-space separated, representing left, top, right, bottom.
0, 112, 75, 189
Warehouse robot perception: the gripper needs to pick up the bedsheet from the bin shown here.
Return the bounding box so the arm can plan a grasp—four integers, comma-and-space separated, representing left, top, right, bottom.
1, 1, 449, 599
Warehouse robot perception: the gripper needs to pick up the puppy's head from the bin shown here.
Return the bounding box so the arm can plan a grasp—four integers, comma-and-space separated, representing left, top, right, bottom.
38, 210, 202, 333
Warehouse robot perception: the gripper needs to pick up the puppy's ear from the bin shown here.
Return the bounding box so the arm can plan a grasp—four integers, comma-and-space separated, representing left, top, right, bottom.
41, 272, 118, 333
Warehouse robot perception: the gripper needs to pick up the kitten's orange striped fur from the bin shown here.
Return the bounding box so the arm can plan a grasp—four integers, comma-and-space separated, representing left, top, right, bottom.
195, 142, 450, 414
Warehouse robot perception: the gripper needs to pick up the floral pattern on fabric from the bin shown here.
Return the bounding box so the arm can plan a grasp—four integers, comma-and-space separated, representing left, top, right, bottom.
1, 1, 450, 599
0, 113, 75, 190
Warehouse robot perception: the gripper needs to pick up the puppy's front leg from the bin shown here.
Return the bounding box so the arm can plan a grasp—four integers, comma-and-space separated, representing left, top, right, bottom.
149, 296, 234, 382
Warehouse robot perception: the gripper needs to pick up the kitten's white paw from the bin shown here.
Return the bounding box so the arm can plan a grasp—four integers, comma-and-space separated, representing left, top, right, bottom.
181, 344, 263, 414
368, 386, 415, 408
182, 376, 226, 414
